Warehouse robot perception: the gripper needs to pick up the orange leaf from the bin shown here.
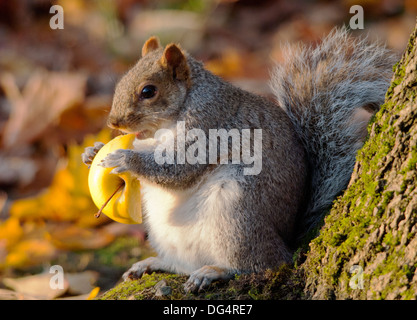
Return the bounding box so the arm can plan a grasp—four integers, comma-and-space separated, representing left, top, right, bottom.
47, 224, 114, 251
0, 217, 23, 249
6, 239, 56, 268
86, 287, 101, 300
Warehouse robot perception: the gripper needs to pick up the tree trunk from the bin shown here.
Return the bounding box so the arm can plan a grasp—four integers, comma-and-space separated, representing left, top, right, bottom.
302, 19, 417, 300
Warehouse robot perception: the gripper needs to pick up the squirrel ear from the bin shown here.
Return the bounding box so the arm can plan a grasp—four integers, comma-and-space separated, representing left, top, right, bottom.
161, 44, 190, 82
142, 36, 161, 57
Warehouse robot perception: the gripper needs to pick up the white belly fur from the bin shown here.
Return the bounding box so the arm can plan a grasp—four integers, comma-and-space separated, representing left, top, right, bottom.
140, 166, 243, 274
132, 135, 243, 274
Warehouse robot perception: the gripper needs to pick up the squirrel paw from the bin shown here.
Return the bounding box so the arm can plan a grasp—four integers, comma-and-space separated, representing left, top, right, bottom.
81, 142, 104, 168
184, 266, 233, 293
122, 257, 165, 281
100, 148, 137, 174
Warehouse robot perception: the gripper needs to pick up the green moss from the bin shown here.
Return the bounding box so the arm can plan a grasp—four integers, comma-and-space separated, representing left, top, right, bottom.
406, 149, 417, 171
375, 257, 412, 299
247, 287, 261, 300
98, 272, 187, 300
381, 191, 394, 208
401, 289, 416, 300
97, 264, 305, 300
382, 232, 399, 247
385, 56, 406, 98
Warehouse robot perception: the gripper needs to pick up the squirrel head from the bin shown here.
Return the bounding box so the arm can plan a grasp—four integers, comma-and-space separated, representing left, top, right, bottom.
108, 36, 191, 139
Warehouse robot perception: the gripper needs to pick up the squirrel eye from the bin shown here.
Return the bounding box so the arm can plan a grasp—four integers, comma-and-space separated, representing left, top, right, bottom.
140, 85, 157, 99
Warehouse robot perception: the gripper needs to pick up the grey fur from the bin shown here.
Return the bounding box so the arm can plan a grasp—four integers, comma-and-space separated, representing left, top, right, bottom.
270, 28, 396, 233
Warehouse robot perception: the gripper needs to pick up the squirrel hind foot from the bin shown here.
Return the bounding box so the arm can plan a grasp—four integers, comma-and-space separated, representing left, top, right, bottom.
183, 265, 236, 293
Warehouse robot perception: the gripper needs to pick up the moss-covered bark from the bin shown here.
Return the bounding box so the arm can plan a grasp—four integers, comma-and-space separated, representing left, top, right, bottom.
98, 265, 304, 300
302, 19, 417, 299
99, 20, 417, 300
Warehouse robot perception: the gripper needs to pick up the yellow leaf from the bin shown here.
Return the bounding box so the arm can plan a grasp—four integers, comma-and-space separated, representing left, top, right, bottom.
86, 287, 100, 300
9, 129, 113, 226
0, 217, 23, 249
205, 49, 243, 78
6, 239, 56, 268
9, 196, 44, 220
4, 129, 115, 270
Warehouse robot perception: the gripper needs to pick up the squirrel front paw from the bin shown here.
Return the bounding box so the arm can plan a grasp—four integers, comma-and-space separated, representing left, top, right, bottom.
81, 142, 104, 168
122, 257, 168, 281
122, 259, 151, 280
100, 148, 137, 174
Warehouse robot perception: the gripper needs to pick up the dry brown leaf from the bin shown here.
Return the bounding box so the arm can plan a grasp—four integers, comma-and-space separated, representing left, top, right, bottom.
3, 273, 69, 300
0, 191, 7, 213
57, 293, 90, 300
57, 290, 100, 300
47, 224, 115, 251
0, 70, 87, 149
66, 270, 99, 295
128, 9, 204, 53
0, 288, 37, 300
2, 270, 99, 300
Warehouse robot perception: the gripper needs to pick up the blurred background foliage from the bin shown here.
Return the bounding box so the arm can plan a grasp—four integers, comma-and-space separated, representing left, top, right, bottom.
0, 0, 416, 299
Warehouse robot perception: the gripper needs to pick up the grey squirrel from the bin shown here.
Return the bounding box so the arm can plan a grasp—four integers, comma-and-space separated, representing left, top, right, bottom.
82, 28, 395, 293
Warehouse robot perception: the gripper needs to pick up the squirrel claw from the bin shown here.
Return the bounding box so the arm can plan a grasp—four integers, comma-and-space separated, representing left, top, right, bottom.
110, 166, 127, 174
184, 265, 232, 293
122, 257, 170, 281
100, 149, 134, 174
81, 142, 104, 167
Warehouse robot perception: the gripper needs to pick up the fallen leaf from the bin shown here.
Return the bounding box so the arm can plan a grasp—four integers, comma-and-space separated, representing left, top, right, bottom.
9, 129, 113, 226
0, 288, 37, 300
0, 154, 38, 188
205, 49, 243, 79
0, 217, 23, 249
5, 238, 56, 268
0, 70, 87, 149
57, 293, 91, 300
66, 271, 99, 295
47, 224, 114, 251
3, 273, 68, 300
86, 286, 100, 300
128, 9, 204, 53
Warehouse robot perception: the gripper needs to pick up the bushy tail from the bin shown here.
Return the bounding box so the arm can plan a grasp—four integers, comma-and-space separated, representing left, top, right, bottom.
270, 28, 397, 234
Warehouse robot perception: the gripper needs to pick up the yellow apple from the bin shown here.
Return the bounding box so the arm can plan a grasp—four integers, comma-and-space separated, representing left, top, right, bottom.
88, 134, 142, 224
